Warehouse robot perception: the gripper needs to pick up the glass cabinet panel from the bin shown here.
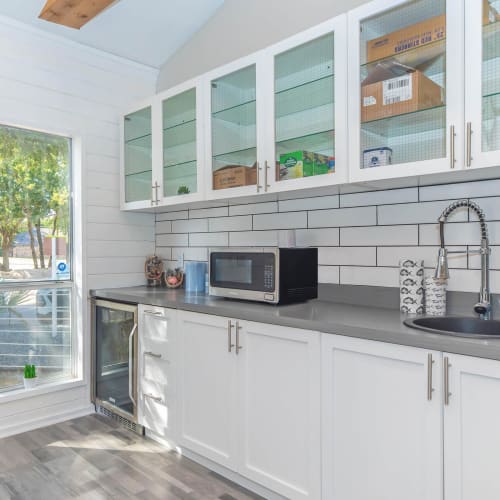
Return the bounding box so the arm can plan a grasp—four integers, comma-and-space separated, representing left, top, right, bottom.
211, 65, 257, 191
163, 88, 198, 197
359, 0, 446, 169
124, 106, 152, 203
483, 1, 500, 153
275, 33, 335, 183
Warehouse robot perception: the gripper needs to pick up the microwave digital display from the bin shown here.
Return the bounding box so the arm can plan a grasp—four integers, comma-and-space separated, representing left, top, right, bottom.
215, 257, 252, 284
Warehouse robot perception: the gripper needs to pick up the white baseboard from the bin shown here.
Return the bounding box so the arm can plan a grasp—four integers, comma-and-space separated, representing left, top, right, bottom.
0, 403, 95, 438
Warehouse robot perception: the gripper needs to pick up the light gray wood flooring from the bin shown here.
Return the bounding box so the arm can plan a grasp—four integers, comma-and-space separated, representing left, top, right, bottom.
0, 414, 264, 500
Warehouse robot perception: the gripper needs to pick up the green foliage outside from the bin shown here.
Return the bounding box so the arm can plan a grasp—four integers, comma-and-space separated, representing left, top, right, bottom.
0, 126, 70, 271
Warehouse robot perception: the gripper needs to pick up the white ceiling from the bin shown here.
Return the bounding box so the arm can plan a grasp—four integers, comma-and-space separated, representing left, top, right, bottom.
0, 0, 224, 68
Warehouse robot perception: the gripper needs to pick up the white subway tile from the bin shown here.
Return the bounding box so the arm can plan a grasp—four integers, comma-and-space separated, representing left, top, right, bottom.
469, 246, 500, 270
156, 210, 188, 221
470, 197, 500, 221
376, 246, 467, 269
253, 212, 307, 230
308, 206, 376, 228
209, 215, 252, 232
378, 200, 467, 225
419, 222, 500, 246
190, 206, 228, 218
444, 269, 481, 293
419, 179, 500, 201
172, 218, 208, 233
340, 266, 400, 287
340, 187, 418, 207
295, 228, 339, 247
171, 247, 208, 262
155, 221, 172, 234
154, 247, 171, 260
189, 232, 228, 247
319, 247, 376, 266
341, 225, 418, 246
229, 231, 278, 247
318, 266, 340, 284
278, 195, 339, 212
229, 202, 278, 216
156, 233, 188, 247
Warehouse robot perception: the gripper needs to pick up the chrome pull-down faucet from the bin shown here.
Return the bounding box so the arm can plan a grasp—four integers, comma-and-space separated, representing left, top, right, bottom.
434, 200, 492, 320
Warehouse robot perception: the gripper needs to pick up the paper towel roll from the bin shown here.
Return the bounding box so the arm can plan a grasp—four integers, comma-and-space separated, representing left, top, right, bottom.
399, 258, 425, 314
425, 277, 447, 316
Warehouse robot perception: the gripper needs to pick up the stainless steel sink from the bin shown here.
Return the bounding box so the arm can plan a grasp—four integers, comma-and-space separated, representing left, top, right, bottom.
404, 316, 500, 338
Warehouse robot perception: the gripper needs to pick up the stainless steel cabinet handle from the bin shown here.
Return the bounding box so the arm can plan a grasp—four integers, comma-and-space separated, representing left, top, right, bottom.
144, 393, 163, 403
227, 320, 234, 353
264, 160, 270, 192
427, 353, 434, 401
235, 321, 243, 355
444, 356, 451, 405
144, 351, 162, 359
466, 122, 472, 167
128, 323, 138, 406
256, 161, 262, 193
450, 125, 456, 169
143, 310, 162, 316
152, 181, 160, 204
151, 185, 155, 206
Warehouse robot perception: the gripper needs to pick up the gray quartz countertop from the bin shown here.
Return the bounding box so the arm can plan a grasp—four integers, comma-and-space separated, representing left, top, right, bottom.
91, 286, 500, 362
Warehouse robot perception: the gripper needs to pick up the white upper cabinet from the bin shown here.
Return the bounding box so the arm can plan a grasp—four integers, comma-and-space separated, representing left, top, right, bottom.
159, 78, 206, 205
465, 0, 500, 170
348, 0, 464, 181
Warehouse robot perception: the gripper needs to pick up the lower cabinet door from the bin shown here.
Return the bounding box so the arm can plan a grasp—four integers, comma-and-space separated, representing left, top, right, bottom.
238, 321, 321, 500
322, 334, 443, 500
444, 353, 500, 500
178, 311, 239, 470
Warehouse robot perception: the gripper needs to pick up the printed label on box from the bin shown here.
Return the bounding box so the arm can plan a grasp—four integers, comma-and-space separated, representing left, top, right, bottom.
363, 96, 377, 107
383, 74, 413, 106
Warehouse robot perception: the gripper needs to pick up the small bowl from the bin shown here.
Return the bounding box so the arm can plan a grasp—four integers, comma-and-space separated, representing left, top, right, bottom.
164, 271, 184, 289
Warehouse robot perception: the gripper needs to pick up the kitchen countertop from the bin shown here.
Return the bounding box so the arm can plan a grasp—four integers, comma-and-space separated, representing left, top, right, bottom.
91, 286, 500, 361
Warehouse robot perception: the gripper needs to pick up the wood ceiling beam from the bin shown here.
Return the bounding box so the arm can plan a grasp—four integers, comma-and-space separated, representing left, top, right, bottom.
39, 0, 118, 29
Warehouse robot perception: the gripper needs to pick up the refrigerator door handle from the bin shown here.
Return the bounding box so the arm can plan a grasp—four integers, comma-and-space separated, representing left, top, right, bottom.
128, 323, 138, 406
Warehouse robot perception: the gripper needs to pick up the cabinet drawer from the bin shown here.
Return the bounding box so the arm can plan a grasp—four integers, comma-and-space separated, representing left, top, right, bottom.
142, 355, 173, 394
140, 379, 172, 436
140, 307, 175, 343
141, 335, 172, 362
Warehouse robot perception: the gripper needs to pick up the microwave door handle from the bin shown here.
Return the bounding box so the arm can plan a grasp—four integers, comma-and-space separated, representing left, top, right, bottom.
128, 323, 138, 407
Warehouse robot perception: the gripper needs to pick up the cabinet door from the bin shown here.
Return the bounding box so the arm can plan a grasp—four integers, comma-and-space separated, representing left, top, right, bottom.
177, 311, 239, 470
444, 353, 500, 500
138, 306, 177, 440
465, 0, 500, 169
121, 100, 159, 210
237, 321, 321, 500
160, 79, 205, 205
205, 53, 268, 200
322, 334, 443, 500
263, 15, 348, 194
348, 0, 464, 182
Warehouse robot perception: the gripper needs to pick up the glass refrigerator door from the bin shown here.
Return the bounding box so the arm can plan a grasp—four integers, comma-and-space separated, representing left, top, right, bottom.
359, 0, 447, 170
95, 302, 137, 417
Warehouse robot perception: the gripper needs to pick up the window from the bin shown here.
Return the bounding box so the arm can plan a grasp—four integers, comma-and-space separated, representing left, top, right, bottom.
0, 124, 73, 392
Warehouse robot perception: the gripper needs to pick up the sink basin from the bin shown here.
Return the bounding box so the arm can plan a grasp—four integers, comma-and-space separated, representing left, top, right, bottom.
404, 316, 500, 338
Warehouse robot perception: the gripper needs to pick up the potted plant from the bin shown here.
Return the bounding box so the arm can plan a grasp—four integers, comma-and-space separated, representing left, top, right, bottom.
23, 364, 37, 389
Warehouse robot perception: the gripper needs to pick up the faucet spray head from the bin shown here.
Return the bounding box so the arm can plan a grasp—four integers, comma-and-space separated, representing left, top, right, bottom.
434, 247, 449, 280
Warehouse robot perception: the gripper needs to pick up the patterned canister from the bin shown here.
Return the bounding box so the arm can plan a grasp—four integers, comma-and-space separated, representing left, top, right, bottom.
425, 277, 447, 316
399, 258, 425, 314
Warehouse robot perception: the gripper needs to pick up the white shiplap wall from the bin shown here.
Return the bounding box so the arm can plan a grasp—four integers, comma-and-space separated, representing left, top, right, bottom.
0, 17, 156, 436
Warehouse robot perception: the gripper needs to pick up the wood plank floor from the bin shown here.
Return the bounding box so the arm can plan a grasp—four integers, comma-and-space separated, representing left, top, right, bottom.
0, 414, 264, 500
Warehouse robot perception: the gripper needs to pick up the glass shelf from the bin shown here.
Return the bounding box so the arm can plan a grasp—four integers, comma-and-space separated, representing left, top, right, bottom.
163, 118, 195, 132
163, 120, 196, 149
483, 19, 500, 62
124, 170, 152, 203
276, 130, 335, 156
361, 105, 446, 138
212, 99, 256, 125
163, 161, 197, 197
164, 158, 197, 170
124, 107, 151, 142
125, 132, 152, 146
213, 146, 256, 166
275, 75, 334, 119
163, 88, 196, 129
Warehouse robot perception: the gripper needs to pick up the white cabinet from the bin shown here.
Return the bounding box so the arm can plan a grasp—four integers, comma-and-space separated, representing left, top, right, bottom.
177, 310, 321, 500
322, 334, 443, 500
138, 305, 177, 441
444, 353, 500, 500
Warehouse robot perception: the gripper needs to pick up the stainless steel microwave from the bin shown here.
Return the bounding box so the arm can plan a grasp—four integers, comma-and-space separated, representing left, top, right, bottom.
209, 247, 318, 304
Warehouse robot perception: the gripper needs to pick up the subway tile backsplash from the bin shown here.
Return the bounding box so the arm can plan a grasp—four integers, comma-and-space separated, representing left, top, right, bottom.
155, 179, 500, 293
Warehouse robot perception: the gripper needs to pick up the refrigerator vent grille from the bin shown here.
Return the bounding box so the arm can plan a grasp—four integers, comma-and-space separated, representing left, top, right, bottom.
96, 404, 144, 436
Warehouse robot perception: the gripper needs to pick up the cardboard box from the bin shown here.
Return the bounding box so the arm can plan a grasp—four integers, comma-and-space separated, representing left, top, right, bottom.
363, 147, 392, 169
366, 15, 446, 64
313, 152, 330, 176
484, 0, 500, 25
361, 70, 443, 122
279, 151, 332, 180
213, 165, 256, 190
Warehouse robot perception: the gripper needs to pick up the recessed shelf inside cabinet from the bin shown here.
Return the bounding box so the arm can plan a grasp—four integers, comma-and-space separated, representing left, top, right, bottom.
163, 118, 196, 132
361, 105, 446, 138
212, 100, 256, 125
213, 146, 256, 169
125, 169, 152, 178
276, 130, 335, 156
164, 158, 197, 169
125, 133, 152, 146
163, 121, 196, 149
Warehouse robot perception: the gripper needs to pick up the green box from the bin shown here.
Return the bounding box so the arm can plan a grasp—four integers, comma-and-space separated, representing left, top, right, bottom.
314, 152, 330, 175
279, 151, 315, 179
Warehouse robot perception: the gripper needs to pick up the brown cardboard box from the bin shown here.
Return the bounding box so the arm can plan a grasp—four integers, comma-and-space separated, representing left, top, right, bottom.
213, 165, 256, 190
484, 0, 500, 24
361, 70, 443, 122
366, 15, 446, 64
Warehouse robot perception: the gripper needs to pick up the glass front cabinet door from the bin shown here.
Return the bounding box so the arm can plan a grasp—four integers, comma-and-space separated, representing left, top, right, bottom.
348, 0, 463, 182
465, 0, 500, 169
160, 80, 205, 205
121, 103, 156, 209
265, 16, 348, 192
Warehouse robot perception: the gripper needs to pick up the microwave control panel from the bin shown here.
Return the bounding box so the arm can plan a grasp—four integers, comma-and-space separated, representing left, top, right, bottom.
264, 263, 274, 290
